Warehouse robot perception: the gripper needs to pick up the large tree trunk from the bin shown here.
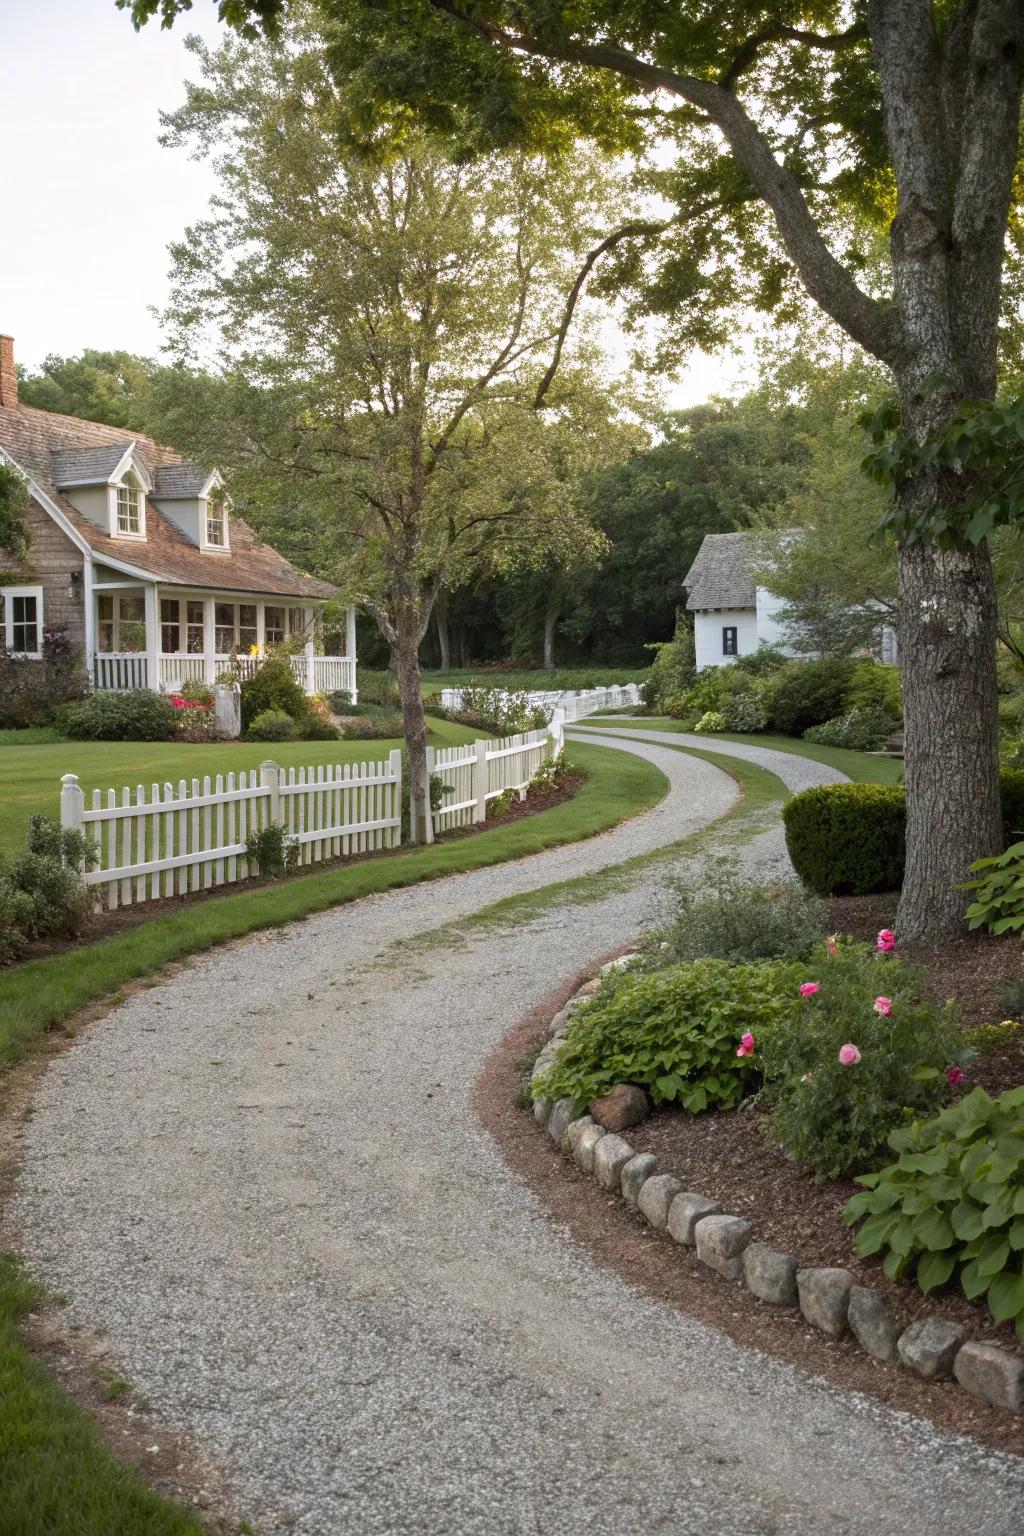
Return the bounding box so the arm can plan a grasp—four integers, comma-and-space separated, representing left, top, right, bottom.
435, 588, 451, 672
394, 611, 431, 844
543, 596, 559, 671
895, 536, 1001, 939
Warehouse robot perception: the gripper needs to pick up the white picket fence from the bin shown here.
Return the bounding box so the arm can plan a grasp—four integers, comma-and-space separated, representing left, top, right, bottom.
439, 682, 641, 722
60, 722, 562, 910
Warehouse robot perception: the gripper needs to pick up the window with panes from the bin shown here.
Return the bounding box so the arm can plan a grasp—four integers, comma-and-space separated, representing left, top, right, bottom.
116, 483, 142, 535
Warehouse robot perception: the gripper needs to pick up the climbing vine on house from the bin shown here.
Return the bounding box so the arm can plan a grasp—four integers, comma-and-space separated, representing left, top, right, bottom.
0, 462, 30, 584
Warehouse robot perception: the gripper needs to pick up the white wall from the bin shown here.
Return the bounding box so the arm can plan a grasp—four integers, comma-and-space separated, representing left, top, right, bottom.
693, 607, 759, 669
755, 587, 802, 657
64, 484, 110, 533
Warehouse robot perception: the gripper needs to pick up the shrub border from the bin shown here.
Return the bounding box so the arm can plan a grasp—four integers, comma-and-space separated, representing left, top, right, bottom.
531, 963, 1024, 1419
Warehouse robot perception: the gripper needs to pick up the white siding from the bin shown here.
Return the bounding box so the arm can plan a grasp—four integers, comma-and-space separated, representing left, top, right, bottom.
693, 607, 759, 668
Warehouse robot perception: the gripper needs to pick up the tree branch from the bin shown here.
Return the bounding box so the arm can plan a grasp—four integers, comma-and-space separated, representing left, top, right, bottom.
719, 20, 868, 91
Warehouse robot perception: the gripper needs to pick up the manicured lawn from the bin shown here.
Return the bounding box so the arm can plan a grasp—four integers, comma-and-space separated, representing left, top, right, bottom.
0, 717, 479, 860
417, 665, 649, 697
585, 718, 906, 786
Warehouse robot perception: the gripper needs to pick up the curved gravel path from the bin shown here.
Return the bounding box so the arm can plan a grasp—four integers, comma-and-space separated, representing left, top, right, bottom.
10, 732, 1024, 1535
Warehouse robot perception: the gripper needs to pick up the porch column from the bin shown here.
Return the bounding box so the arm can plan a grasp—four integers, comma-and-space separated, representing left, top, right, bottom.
256, 600, 266, 656
203, 597, 216, 685
82, 556, 95, 684
144, 582, 160, 692
304, 605, 315, 694
346, 604, 357, 701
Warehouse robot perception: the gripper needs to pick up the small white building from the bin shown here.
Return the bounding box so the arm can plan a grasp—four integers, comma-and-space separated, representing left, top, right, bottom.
682, 531, 798, 670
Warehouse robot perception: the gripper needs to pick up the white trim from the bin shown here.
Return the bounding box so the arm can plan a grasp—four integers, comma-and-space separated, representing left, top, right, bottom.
1, 583, 44, 658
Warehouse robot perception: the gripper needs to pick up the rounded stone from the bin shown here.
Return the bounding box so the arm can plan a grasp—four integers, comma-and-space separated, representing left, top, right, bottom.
954, 1340, 1024, 1412
573, 1123, 607, 1174
796, 1267, 853, 1339
589, 1083, 651, 1132
592, 1133, 635, 1190
620, 1152, 657, 1207
637, 1174, 683, 1231
742, 1243, 799, 1307
695, 1214, 752, 1281
667, 1192, 721, 1248
848, 1286, 901, 1362
546, 1098, 575, 1145
897, 1317, 966, 1381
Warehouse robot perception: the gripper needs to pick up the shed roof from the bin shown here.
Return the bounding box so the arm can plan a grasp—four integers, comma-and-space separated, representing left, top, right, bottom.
682, 531, 758, 611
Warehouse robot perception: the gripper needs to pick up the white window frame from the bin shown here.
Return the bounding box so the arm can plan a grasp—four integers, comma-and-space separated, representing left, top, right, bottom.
111, 476, 146, 540
203, 495, 229, 551
2, 584, 44, 658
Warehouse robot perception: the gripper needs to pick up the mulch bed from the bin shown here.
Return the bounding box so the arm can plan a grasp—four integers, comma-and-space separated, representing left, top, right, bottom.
476, 968, 1024, 1456
9, 772, 585, 966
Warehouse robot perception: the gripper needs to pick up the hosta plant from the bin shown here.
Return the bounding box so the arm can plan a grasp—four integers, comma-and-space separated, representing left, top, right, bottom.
844, 1085, 1024, 1344
962, 840, 1024, 934
531, 958, 801, 1115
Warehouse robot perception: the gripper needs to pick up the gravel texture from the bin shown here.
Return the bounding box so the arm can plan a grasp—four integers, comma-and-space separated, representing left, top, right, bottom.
10, 731, 1024, 1535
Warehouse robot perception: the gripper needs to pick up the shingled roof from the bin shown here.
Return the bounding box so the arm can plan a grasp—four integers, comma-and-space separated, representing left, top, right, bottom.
0, 401, 335, 601
51, 442, 137, 488
154, 462, 214, 499
682, 531, 760, 611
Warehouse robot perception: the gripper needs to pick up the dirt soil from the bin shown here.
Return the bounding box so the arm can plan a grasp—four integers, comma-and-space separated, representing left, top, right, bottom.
477, 975, 1024, 1457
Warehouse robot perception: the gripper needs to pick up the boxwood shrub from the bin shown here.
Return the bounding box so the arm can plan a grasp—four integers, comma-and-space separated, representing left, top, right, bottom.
56, 689, 177, 742
784, 771, 1024, 895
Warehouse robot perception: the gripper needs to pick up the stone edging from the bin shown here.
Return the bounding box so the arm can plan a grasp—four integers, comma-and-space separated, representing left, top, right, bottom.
531, 959, 1024, 1419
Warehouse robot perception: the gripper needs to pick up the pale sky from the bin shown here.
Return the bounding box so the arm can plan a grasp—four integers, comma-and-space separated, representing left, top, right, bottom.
0, 0, 748, 406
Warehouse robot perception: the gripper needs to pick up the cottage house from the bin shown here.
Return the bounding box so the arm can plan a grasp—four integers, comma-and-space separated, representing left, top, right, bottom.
682, 529, 897, 671
0, 334, 357, 698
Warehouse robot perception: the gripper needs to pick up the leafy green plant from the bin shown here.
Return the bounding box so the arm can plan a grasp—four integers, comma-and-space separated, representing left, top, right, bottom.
246, 708, 297, 742
55, 689, 177, 742
694, 709, 726, 734
650, 862, 826, 967
532, 958, 802, 1114
446, 685, 549, 734
0, 815, 94, 962
844, 1085, 1024, 1342
487, 788, 516, 817
764, 656, 856, 736
245, 822, 299, 877
642, 618, 695, 711
762, 942, 962, 1179
338, 711, 404, 739
966, 1017, 1024, 1054
803, 704, 897, 752
844, 659, 902, 721
239, 656, 308, 729
720, 688, 768, 732
963, 839, 1024, 934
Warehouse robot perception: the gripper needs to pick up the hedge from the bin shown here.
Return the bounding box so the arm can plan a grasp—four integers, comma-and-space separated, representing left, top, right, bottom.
784, 770, 1024, 896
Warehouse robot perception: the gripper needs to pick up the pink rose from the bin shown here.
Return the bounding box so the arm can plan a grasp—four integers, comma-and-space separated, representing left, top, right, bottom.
947, 1067, 965, 1086
799, 982, 820, 998
838, 1043, 862, 1066
825, 934, 839, 957
876, 929, 896, 953
873, 996, 893, 1017
736, 1032, 755, 1058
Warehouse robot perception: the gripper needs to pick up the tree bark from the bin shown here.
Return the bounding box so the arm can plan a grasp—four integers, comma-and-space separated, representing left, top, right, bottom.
895, 534, 1001, 939
393, 605, 432, 844
543, 597, 559, 671
435, 588, 451, 672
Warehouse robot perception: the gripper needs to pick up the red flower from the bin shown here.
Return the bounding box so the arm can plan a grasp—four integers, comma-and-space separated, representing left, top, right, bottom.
947, 1067, 965, 1087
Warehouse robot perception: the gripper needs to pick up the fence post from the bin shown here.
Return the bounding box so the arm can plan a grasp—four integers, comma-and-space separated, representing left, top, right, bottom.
473, 736, 488, 823
60, 773, 86, 872
260, 759, 280, 827
421, 745, 436, 845
389, 749, 403, 846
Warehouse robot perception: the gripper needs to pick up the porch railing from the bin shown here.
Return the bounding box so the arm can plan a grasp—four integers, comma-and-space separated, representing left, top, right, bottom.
93, 653, 357, 699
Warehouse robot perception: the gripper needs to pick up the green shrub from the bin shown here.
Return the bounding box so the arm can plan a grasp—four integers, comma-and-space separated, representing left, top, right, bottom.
0, 628, 90, 728
765, 657, 856, 736
694, 710, 726, 734
239, 656, 308, 729
763, 942, 962, 1179
56, 689, 177, 742
844, 1086, 1024, 1340
0, 814, 94, 961
731, 645, 789, 678
650, 863, 826, 966
301, 718, 339, 741
447, 685, 548, 735
339, 712, 405, 740
643, 619, 695, 710
785, 773, 1024, 896
720, 688, 768, 732
245, 822, 300, 877
532, 958, 801, 1114
356, 669, 400, 706
246, 708, 297, 742
803, 704, 897, 751
844, 660, 902, 721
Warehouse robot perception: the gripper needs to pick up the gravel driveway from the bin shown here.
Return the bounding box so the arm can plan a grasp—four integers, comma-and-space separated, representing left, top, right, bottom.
9, 730, 1024, 1535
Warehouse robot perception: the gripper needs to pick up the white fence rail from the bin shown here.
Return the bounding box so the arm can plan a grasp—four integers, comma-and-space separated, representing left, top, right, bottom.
92, 652, 357, 699
61, 751, 403, 911
60, 720, 562, 909
439, 682, 641, 722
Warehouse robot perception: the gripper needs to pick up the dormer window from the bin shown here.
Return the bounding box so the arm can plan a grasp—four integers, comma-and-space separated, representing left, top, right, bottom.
205, 491, 227, 548
117, 483, 142, 535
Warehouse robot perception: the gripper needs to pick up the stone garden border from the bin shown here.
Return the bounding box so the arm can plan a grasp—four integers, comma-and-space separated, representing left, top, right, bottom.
531, 960, 1024, 1419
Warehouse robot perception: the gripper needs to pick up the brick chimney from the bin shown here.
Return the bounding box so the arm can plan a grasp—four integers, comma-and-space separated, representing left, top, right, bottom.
0, 335, 16, 408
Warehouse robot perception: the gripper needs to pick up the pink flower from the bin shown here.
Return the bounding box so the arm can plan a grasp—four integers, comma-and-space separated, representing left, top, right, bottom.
736, 1032, 755, 1058
799, 982, 820, 998
838, 1043, 862, 1066
873, 996, 893, 1017
876, 929, 896, 953
947, 1067, 965, 1086
825, 934, 839, 957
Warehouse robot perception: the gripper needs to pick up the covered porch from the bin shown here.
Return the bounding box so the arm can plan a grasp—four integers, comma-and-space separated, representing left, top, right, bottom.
88, 578, 357, 699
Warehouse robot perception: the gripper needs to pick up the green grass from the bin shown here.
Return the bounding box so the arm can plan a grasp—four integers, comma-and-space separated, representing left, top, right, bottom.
0, 716, 479, 860
0, 1255, 205, 1536
583, 718, 906, 786
415, 665, 650, 697
0, 739, 666, 1071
